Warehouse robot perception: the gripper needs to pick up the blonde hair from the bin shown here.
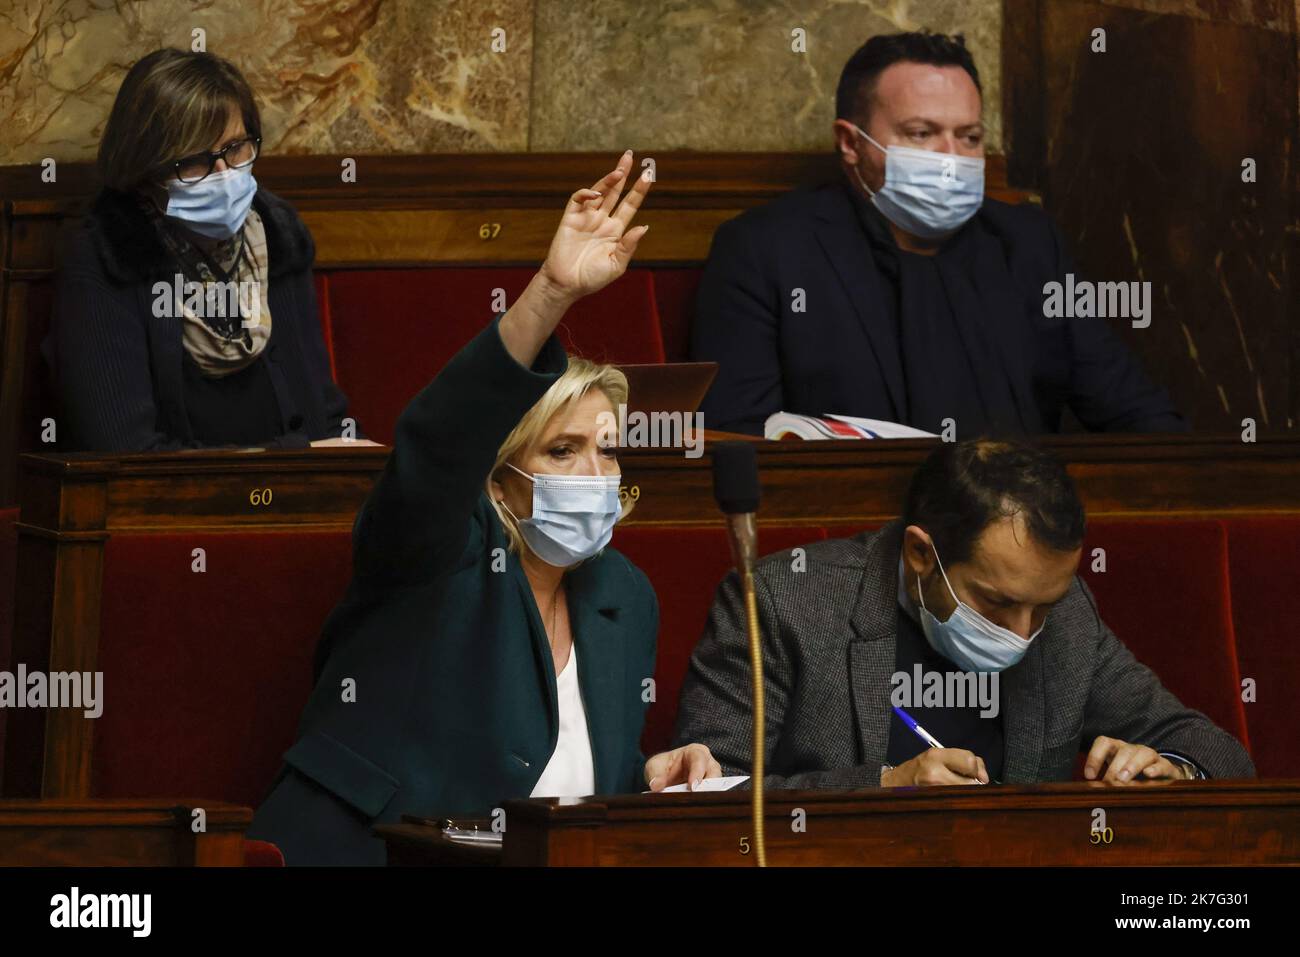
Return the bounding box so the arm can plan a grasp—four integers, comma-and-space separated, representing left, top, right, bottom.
488, 357, 633, 558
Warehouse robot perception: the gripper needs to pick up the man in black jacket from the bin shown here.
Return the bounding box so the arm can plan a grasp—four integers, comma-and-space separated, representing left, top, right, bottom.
691, 31, 1186, 437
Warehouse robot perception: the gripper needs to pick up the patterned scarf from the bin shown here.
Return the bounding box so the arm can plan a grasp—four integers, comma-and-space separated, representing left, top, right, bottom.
146, 197, 273, 376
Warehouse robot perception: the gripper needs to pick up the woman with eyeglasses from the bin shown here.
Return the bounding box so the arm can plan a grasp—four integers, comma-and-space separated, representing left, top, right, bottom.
47, 48, 377, 451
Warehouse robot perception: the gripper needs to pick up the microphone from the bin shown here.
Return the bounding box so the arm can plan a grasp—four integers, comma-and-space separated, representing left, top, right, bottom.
713, 440, 760, 565
711, 441, 766, 866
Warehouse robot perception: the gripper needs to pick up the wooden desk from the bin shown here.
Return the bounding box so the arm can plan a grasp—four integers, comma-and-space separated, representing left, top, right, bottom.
377, 780, 1300, 866
15, 433, 1300, 534
0, 799, 252, 866
8, 434, 1300, 798
382, 822, 504, 867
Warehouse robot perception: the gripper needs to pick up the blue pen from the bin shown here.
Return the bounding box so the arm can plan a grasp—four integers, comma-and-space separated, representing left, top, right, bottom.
892, 705, 997, 785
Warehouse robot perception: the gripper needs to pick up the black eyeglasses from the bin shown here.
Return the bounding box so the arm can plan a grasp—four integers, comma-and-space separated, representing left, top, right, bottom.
173, 136, 261, 184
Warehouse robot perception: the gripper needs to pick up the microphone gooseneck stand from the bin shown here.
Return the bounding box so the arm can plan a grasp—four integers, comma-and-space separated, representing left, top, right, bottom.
714, 442, 766, 867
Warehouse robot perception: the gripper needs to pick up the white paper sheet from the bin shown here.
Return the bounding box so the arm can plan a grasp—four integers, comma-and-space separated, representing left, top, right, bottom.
645, 775, 750, 793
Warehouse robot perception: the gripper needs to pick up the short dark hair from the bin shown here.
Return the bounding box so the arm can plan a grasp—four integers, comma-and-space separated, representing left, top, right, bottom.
835, 31, 982, 126
902, 440, 1086, 565
98, 48, 262, 192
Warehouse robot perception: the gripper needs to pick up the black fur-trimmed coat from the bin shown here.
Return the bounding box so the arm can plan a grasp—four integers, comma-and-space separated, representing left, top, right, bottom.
44, 187, 356, 450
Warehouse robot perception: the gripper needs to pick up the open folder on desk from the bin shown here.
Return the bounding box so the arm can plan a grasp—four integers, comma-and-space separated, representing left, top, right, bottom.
645, 775, 750, 794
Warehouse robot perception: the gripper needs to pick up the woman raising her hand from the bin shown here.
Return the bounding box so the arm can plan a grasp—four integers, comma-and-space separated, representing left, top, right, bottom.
250, 151, 721, 864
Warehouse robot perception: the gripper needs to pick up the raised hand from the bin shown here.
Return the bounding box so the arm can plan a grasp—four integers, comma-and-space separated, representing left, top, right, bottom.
538, 149, 653, 302
498, 151, 654, 368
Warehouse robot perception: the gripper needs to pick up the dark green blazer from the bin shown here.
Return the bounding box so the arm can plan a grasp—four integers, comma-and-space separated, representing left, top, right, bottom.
248, 316, 659, 864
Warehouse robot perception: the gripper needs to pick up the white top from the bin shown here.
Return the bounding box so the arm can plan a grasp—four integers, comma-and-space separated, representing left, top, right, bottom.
529, 643, 596, 798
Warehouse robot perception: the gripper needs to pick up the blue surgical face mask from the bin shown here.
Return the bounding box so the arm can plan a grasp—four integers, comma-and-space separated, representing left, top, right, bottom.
164, 166, 258, 239
849, 124, 984, 241
916, 541, 1044, 672
500, 463, 622, 567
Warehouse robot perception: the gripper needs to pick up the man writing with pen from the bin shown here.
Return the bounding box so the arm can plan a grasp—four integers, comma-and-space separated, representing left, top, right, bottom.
672, 439, 1255, 788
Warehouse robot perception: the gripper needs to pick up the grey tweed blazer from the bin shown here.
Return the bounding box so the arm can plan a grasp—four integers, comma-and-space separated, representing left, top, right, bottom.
672, 520, 1255, 786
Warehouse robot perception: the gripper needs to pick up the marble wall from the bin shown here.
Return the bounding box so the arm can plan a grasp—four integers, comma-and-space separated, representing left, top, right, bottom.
0, 0, 1003, 164
529, 0, 1002, 152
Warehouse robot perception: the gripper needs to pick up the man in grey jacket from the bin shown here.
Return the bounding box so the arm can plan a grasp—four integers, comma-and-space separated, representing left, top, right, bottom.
673, 439, 1254, 787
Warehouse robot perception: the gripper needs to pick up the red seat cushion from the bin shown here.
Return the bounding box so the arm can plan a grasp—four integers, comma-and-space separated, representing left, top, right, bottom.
613, 524, 828, 756
75, 512, 1284, 807
93, 530, 354, 806
324, 268, 663, 444
1079, 519, 1250, 754
821, 521, 886, 541
554, 269, 664, 365
243, 838, 285, 866
312, 272, 337, 382
649, 269, 703, 362
1223, 517, 1299, 776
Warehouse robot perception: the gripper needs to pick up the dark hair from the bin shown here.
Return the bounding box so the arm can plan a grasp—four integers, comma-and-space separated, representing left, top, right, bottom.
902, 440, 1086, 565
98, 48, 262, 192
835, 31, 982, 126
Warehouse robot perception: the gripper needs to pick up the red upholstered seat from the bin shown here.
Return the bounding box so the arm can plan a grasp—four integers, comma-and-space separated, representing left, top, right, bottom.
89, 521, 830, 802
613, 524, 828, 755
65, 514, 1290, 813
93, 529, 354, 806
88, 520, 832, 802
821, 522, 886, 541
312, 272, 337, 383
1222, 518, 1298, 777
243, 838, 285, 866
552, 269, 664, 365
1079, 519, 1250, 751
648, 269, 704, 362
323, 268, 664, 445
